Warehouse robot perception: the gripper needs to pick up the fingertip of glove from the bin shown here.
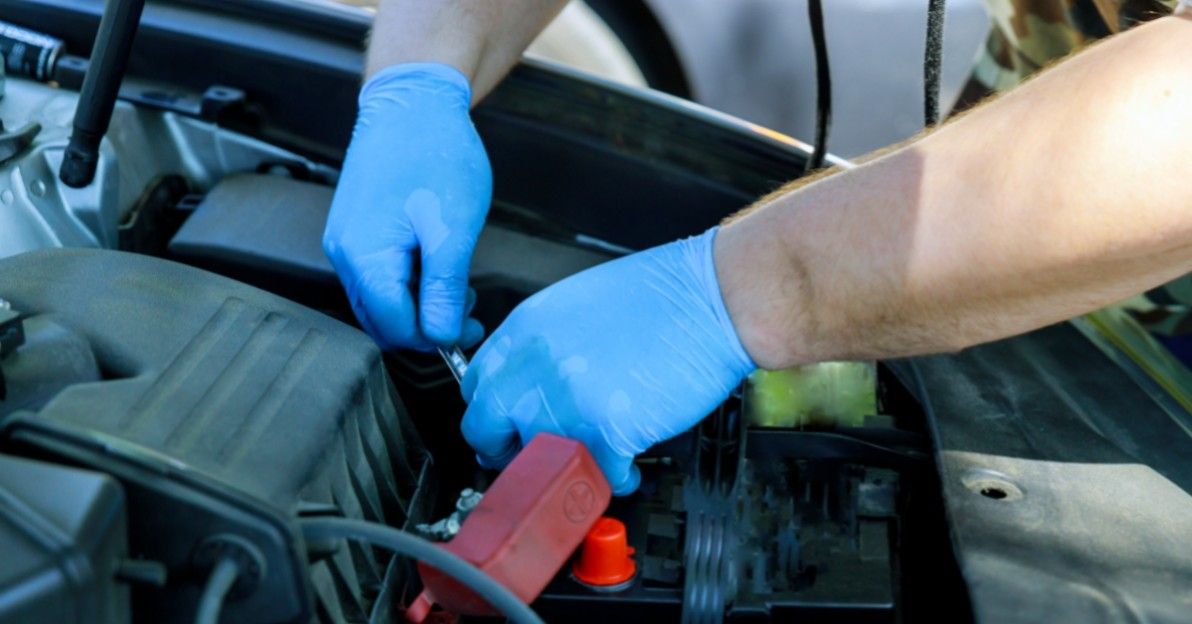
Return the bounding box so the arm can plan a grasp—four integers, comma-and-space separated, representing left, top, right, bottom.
460, 318, 485, 350
474, 445, 518, 471
419, 280, 471, 345
421, 317, 463, 347
610, 464, 642, 497
320, 230, 339, 260
355, 290, 434, 351
459, 365, 479, 402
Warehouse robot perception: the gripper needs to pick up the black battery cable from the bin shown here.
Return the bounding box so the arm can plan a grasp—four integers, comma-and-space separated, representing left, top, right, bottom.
299, 516, 545, 624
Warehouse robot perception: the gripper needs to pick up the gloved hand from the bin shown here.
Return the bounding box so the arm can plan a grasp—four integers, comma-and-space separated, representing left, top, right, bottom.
460, 227, 757, 495
324, 63, 491, 350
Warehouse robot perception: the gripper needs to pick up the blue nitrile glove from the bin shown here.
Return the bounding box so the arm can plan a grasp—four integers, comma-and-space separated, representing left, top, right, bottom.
460, 227, 757, 495
324, 63, 491, 350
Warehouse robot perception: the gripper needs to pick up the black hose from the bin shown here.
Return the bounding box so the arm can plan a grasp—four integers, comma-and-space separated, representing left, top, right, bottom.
299, 517, 544, 624
924, 0, 947, 125
194, 557, 239, 624
804, 0, 832, 173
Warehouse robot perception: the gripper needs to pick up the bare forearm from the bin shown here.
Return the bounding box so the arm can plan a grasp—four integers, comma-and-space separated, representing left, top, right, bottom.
717, 15, 1192, 369
366, 0, 567, 101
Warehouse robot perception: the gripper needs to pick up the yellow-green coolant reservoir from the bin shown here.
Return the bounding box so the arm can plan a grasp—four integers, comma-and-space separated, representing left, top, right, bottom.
746, 361, 878, 428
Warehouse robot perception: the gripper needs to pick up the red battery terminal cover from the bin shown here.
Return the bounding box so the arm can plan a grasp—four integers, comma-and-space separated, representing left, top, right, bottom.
406, 433, 612, 622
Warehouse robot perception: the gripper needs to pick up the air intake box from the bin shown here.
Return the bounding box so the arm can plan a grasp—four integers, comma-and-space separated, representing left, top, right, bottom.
0, 454, 128, 624
0, 248, 431, 623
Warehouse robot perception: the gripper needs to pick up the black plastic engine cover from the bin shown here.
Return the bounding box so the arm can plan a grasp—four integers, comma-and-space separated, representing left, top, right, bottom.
0, 248, 431, 623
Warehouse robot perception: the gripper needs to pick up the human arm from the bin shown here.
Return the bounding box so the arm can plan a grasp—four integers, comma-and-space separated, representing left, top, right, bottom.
461, 14, 1192, 491
717, 13, 1192, 368
366, 0, 568, 101
323, 0, 566, 349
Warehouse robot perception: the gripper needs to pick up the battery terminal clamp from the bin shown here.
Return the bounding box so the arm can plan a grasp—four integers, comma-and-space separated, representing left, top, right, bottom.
406, 433, 613, 622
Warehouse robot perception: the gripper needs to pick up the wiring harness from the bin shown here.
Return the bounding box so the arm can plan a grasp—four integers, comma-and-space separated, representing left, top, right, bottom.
803, 0, 948, 171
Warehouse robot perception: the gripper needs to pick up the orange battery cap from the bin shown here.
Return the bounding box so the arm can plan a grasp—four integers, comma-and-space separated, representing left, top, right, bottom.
572, 516, 636, 587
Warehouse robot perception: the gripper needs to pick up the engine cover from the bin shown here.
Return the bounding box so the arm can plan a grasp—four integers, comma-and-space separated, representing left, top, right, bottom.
0, 248, 431, 623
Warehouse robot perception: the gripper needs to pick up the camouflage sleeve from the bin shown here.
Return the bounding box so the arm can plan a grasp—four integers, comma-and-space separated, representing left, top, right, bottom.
954, 1, 1192, 339
955, 0, 1177, 108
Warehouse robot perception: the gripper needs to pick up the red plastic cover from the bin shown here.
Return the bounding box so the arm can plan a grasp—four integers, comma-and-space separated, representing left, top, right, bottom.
413, 433, 611, 618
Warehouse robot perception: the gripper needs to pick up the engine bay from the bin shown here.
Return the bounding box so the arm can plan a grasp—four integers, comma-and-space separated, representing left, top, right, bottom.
0, 65, 970, 622
14, 1, 1192, 622
0, 4, 990, 618
0, 230, 965, 624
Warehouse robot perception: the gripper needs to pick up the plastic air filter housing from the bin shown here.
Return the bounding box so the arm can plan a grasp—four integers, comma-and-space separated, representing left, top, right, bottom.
411, 433, 611, 619
0, 248, 431, 624
0, 454, 128, 624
